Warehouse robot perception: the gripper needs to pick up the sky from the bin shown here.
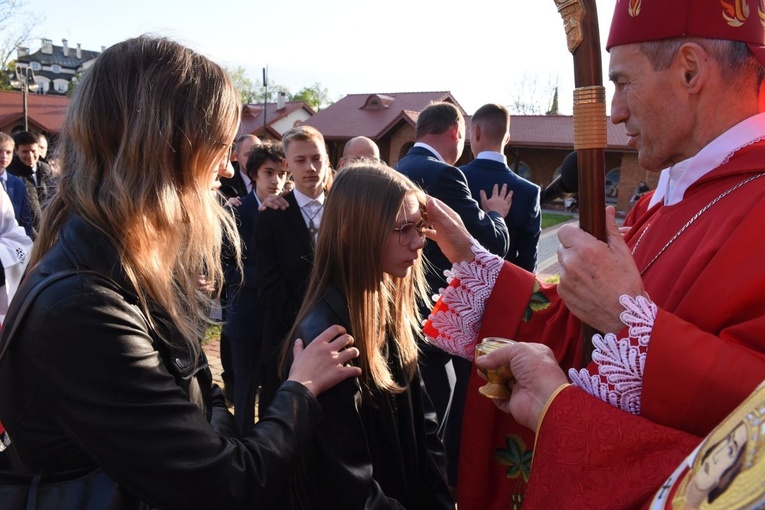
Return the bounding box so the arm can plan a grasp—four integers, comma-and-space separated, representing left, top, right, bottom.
24, 0, 618, 115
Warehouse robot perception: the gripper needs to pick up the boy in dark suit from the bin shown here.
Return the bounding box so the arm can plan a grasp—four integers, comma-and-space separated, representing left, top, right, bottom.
252, 126, 329, 413
218, 134, 263, 402
224, 141, 289, 432
461, 103, 541, 272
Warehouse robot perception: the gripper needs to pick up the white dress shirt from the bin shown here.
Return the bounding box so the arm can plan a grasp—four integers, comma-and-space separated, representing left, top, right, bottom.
292, 188, 325, 240
650, 112, 765, 208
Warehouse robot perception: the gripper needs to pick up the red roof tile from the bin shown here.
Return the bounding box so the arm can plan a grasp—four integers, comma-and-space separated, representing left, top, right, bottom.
302, 91, 465, 140
501, 115, 631, 150
0, 90, 69, 132
303, 90, 628, 150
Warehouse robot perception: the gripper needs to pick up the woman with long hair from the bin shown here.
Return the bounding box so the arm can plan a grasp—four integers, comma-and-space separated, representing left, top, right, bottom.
280, 161, 454, 509
0, 35, 360, 509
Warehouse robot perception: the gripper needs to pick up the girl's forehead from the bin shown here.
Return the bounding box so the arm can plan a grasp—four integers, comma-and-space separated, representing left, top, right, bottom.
397, 194, 422, 219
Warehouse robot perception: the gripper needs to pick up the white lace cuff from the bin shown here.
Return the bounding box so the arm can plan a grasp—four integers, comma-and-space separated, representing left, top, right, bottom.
425, 239, 504, 359
568, 294, 657, 415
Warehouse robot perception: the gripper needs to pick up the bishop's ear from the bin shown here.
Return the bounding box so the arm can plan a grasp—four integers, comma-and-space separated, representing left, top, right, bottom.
676, 42, 707, 93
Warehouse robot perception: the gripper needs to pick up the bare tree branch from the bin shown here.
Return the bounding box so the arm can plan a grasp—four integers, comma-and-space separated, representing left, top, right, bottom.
0, 0, 44, 79
507, 72, 560, 116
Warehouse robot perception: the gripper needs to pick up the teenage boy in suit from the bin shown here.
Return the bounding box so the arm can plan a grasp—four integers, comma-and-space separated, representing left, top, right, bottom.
252, 126, 328, 413
224, 141, 289, 432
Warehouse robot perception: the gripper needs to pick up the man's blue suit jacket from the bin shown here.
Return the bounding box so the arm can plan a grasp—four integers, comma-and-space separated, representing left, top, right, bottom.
3, 172, 33, 237
461, 157, 541, 272
395, 146, 509, 304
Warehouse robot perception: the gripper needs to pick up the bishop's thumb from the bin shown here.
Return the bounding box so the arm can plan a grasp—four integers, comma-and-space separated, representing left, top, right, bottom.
605, 206, 626, 249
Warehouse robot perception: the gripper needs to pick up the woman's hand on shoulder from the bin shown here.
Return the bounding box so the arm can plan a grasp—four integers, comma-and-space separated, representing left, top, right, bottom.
287, 325, 361, 396
258, 193, 289, 211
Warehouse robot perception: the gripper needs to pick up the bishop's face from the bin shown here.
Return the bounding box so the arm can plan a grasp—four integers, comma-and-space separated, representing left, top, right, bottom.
609, 43, 694, 172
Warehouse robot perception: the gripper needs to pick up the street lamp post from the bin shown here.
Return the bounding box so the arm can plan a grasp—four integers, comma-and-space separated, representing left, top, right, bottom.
10, 65, 39, 132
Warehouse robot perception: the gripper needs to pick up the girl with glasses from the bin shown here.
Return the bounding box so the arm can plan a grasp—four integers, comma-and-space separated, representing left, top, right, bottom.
280, 160, 454, 509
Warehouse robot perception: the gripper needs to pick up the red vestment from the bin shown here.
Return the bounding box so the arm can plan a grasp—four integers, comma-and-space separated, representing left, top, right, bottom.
624, 190, 655, 227
525, 386, 702, 509
427, 141, 765, 509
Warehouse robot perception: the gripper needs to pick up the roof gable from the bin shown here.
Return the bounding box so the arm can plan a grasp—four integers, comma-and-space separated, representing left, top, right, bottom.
303, 91, 465, 140
237, 101, 314, 138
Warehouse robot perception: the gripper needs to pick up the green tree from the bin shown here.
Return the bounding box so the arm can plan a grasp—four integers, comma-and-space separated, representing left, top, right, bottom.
227, 66, 257, 104
66, 70, 83, 96
0, 0, 43, 91
0, 59, 15, 90
226, 66, 291, 105
251, 80, 289, 105
225, 66, 333, 110
290, 82, 331, 111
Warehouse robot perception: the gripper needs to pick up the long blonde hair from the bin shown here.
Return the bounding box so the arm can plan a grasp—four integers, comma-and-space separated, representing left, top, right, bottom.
30, 35, 241, 357
285, 161, 429, 396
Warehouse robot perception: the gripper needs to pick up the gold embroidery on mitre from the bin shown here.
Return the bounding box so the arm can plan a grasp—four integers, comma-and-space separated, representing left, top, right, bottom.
758, 0, 765, 28
722, 0, 750, 27
629, 0, 641, 17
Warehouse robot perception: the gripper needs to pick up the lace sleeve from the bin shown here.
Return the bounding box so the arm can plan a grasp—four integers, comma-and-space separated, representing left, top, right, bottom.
568, 294, 657, 415
424, 239, 504, 359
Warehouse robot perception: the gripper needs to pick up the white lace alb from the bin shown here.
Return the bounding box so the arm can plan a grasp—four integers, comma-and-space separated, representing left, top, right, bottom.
569, 294, 657, 415
425, 239, 503, 360
425, 239, 659, 417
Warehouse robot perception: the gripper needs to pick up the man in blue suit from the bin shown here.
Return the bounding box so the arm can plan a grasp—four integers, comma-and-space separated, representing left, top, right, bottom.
0, 133, 33, 238
395, 101, 512, 486
461, 103, 541, 272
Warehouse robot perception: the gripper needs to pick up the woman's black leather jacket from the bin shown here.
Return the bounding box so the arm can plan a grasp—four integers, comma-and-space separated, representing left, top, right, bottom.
0, 215, 322, 510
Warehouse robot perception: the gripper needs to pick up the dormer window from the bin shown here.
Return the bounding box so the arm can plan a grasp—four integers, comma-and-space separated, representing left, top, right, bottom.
51, 64, 61, 73
30, 62, 41, 71
361, 94, 394, 110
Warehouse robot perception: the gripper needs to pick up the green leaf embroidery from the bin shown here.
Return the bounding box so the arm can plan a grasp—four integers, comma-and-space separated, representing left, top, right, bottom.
494, 434, 533, 483
523, 280, 551, 322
